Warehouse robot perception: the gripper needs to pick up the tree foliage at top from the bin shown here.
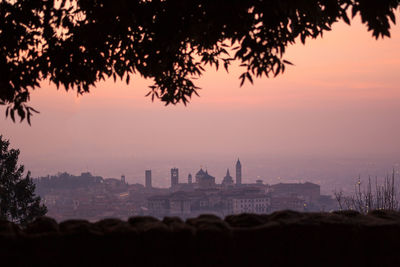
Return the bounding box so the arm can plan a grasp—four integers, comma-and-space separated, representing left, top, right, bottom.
0, 0, 398, 123
0, 135, 47, 224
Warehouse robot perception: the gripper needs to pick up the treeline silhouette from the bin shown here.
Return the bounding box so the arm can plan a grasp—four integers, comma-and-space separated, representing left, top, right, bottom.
34, 172, 103, 193
0, 0, 398, 123
2, 211, 400, 266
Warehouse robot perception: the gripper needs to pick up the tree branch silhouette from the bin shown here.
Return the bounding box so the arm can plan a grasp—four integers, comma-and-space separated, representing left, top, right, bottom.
0, 0, 398, 123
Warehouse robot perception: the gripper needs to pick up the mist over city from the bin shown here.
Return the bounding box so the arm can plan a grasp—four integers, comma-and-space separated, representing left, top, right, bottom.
17, 155, 400, 193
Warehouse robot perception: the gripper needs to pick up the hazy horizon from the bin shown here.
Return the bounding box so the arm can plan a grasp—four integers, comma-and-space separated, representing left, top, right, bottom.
2, 18, 400, 194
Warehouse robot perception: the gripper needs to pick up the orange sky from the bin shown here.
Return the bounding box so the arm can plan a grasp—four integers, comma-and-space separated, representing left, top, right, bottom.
1, 18, 400, 183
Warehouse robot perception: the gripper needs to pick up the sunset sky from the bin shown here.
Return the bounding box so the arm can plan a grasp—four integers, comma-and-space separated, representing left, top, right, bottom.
1, 18, 400, 188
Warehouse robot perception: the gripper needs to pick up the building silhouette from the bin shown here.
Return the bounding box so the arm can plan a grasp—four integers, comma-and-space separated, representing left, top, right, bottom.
222, 169, 234, 187
270, 182, 321, 204
188, 173, 192, 184
121, 175, 126, 184
33, 159, 337, 221
171, 168, 179, 187
145, 170, 152, 188
236, 158, 242, 185
195, 168, 216, 189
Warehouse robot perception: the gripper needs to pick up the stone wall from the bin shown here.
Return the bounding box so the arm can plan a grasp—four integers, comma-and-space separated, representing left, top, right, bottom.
1, 210, 400, 266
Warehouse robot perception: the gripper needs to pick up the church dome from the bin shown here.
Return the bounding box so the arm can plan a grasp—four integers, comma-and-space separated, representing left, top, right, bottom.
196, 168, 206, 176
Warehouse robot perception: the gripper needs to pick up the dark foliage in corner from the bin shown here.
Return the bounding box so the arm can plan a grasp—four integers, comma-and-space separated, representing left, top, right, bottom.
0, 0, 398, 123
0, 135, 47, 224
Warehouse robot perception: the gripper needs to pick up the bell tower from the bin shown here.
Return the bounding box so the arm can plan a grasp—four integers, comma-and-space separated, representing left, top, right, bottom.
171, 168, 179, 187
236, 158, 242, 185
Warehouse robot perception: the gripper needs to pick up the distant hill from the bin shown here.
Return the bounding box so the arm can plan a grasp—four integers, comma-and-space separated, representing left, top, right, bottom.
34, 172, 104, 194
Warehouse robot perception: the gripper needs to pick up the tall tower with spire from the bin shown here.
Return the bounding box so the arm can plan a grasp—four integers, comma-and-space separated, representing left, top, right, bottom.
236, 158, 242, 185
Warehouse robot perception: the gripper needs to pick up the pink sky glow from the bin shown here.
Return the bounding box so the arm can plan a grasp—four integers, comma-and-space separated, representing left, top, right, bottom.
1, 18, 400, 185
